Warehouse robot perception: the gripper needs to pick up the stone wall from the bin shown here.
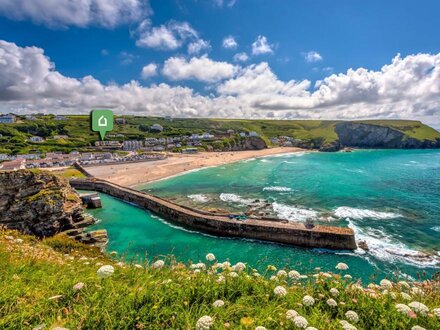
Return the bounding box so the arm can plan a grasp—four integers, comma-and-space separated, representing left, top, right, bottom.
70, 178, 357, 250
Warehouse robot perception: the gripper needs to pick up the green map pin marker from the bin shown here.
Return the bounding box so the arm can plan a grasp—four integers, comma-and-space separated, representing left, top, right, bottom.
91, 109, 113, 140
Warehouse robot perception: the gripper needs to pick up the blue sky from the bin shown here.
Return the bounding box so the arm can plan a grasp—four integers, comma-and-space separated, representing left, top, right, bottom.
0, 0, 439, 126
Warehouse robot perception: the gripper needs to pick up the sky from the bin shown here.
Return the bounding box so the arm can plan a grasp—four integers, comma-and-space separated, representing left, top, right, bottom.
0, 0, 439, 127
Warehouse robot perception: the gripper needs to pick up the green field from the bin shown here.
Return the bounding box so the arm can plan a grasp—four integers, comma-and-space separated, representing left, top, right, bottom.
0, 115, 439, 155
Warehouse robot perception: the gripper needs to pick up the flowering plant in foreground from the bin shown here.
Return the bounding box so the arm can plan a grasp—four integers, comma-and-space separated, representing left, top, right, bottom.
1, 230, 440, 330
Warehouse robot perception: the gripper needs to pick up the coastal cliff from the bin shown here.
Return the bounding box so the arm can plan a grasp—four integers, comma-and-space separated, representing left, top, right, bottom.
0, 170, 106, 246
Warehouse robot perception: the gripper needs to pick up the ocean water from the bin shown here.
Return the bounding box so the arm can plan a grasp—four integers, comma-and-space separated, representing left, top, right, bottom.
86, 149, 440, 282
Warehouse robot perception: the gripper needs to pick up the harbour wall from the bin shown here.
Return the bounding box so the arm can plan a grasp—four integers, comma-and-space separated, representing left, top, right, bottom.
70, 178, 357, 250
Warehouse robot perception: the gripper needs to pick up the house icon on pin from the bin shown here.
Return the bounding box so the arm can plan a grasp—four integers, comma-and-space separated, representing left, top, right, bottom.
98, 115, 107, 127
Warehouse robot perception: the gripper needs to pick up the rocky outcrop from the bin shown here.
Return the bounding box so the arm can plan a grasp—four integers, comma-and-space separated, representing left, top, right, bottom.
335, 122, 440, 149
0, 170, 107, 247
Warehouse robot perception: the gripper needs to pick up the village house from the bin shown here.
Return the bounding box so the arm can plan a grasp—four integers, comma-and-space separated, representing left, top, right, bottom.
150, 123, 164, 132
0, 159, 25, 171
28, 136, 44, 142
0, 113, 16, 124
115, 118, 126, 124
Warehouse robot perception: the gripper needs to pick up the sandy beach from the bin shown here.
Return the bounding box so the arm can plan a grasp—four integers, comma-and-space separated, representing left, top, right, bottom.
85, 147, 304, 187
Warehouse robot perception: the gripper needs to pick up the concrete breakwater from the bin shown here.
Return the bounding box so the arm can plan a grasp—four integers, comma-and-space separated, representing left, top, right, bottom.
69, 178, 357, 250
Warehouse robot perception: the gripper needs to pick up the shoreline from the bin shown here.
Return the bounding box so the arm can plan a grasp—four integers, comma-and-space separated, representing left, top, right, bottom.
85, 147, 305, 188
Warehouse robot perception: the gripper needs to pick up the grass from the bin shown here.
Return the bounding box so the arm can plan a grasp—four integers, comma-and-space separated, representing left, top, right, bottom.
1, 228, 439, 330
52, 168, 86, 179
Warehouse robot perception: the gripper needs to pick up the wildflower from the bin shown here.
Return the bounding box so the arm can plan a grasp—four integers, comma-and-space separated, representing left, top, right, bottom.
395, 303, 411, 314
151, 260, 165, 269
194, 269, 201, 274
270, 275, 279, 281
196, 315, 213, 330
322, 272, 332, 278
253, 272, 261, 277
292, 316, 308, 328
286, 309, 299, 321
401, 292, 411, 300
380, 279, 392, 289
411, 326, 426, 330
134, 264, 143, 269
330, 288, 339, 297
216, 275, 225, 283
233, 262, 246, 272
267, 265, 277, 271
345, 311, 359, 323
432, 308, 440, 317
110, 251, 118, 256
326, 298, 338, 307
212, 300, 225, 308
398, 281, 410, 289
73, 282, 84, 291
222, 261, 231, 269
302, 295, 315, 306
288, 270, 300, 279
116, 261, 125, 268
255, 327, 267, 330
228, 271, 238, 278
97, 265, 114, 278
336, 262, 349, 270
273, 286, 287, 296
344, 274, 352, 280
240, 317, 254, 326
340, 320, 357, 330
411, 287, 425, 296
206, 253, 216, 261
277, 270, 287, 277
408, 301, 429, 315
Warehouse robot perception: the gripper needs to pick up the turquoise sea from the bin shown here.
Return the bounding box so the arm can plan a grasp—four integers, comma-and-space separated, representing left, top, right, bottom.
86, 149, 440, 282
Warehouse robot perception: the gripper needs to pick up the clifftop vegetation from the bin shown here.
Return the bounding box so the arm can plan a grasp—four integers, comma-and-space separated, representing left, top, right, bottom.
1, 228, 439, 330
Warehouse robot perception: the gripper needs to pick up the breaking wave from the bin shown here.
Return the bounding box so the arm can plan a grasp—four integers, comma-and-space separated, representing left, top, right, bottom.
431, 226, 440, 233
219, 193, 253, 205
188, 194, 209, 203
272, 202, 318, 222
334, 206, 401, 220
348, 219, 440, 268
263, 186, 292, 192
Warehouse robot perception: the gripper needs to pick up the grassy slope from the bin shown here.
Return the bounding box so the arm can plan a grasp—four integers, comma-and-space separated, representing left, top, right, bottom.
1, 229, 439, 330
0, 116, 439, 154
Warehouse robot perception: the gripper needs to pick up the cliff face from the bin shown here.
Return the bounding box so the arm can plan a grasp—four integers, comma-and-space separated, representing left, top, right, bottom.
0, 170, 106, 245
334, 122, 440, 149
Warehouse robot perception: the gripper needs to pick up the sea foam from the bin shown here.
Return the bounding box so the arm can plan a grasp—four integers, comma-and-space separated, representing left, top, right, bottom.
188, 194, 209, 203
219, 193, 253, 205
334, 206, 401, 220
263, 186, 292, 192
431, 226, 440, 233
272, 202, 318, 222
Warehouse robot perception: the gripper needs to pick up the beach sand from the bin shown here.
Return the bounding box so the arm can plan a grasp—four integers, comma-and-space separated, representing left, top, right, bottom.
85, 147, 304, 187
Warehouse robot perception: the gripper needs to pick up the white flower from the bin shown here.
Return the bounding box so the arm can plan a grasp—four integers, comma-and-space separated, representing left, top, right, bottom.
345, 311, 359, 323
270, 275, 279, 281
233, 262, 246, 272
336, 262, 349, 270
152, 260, 165, 269
326, 298, 338, 307
205, 253, 216, 261
116, 261, 125, 268
398, 281, 410, 289
350, 284, 363, 291
72, 282, 84, 291
411, 326, 426, 330
273, 269, 286, 276
344, 274, 352, 280
212, 300, 225, 308
380, 279, 392, 289
196, 315, 213, 330
216, 275, 225, 283
253, 272, 261, 277
255, 327, 267, 330
292, 316, 308, 328
221, 261, 231, 269
134, 264, 143, 269
273, 286, 287, 296
432, 308, 440, 317
330, 288, 339, 297
302, 295, 315, 306
340, 320, 357, 330
229, 271, 238, 278
288, 270, 301, 279
401, 292, 411, 300
97, 265, 114, 278
395, 303, 411, 314
408, 301, 429, 315
191, 262, 206, 270
411, 287, 425, 296
286, 309, 298, 321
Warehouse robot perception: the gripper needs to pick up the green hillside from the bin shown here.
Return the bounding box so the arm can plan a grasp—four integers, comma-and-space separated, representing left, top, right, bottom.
0, 115, 439, 154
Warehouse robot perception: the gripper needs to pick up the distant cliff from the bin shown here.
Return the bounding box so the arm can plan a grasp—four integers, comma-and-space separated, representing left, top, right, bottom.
0, 170, 106, 246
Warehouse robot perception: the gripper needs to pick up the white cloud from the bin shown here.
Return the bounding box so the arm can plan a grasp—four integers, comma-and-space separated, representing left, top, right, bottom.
214, 0, 237, 7
188, 39, 211, 54
251, 35, 274, 55
141, 63, 158, 79
304, 51, 323, 63
0, 40, 439, 126
0, 0, 149, 28
136, 20, 198, 50
162, 56, 236, 83
233, 52, 249, 62
119, 52, 137, 65
222, 36, 238, 49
